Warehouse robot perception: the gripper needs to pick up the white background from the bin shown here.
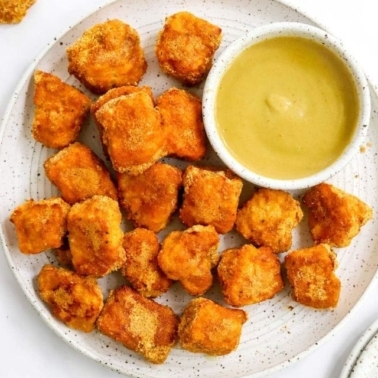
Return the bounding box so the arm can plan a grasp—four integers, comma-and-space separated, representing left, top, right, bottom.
1, 0, 378, 377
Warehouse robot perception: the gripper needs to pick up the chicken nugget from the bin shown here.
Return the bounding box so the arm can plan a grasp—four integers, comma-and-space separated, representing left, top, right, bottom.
303, 182, 373, 247
179, 165, 243, 234
178, 297, 247, 356
44, 142, 117, 205
158, 225, 220, 296
10, 197, 70, 254
155, 11, 222, 85
32, 70, 91, 149
217, 244, 284, 307
97, 285, 179, 364
66, 19, 147, 94
121, 228, 172, 298
284, 243, 341, 309
117, 162, 182, 232
156, 87, 206, 160
38, 264, 103, 332
67, 195, 125, 277
235, 188, 303, 253
0, 0, 36, 24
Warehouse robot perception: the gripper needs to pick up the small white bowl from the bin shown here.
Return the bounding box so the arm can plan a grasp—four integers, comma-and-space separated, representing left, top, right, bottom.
202, 22, 371, 190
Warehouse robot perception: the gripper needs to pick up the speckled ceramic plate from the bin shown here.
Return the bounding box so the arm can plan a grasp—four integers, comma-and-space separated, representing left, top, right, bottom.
1, 0, 378, 377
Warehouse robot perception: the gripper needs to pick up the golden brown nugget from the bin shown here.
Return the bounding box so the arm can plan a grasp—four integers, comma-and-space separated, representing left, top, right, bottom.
284, 244, 341, 309
179, 165, 243, 234
97, 285, 179, 364
0, 0, 36, 24
158, 225, 220, 296
95, 91, 166, 175
32, 70, 91, 149
156, 88, 206, 160
121, 228, 172, 298
217, 244, 284, 307
66, 19, 147, 94
117, 162, 182, 232
44, 142, 117, 205
67, 195, 125, 277
235, 188, 303, 253
10, 197, 70, 254
303, 182, 373, 247
155, 11, 222, 85
38, 264, 103, 332
178, 297, 247, 356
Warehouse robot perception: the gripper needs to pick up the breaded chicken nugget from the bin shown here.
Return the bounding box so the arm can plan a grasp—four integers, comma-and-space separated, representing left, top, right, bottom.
67, 195, 125, 277
156, 11, 222, 85
235, 188, 303, 253
44, 142, 117, 205
38, 264, 103, 332
10, 197, 70, 254
179, 165, 243, 234
0, 0, 36, 24
32, 70, 91, 149
158, 225, 220, 296
95, 91, 166, 175
117, 162, 182, 232
217, 244, 284, 307
97, 285, 179, 364
156, 87, 206, 160
178, 297, 247, 356
66, 19, 147, 94
303, 183, 373, 247
121, 228, 172, 297
284, 244, 341, 309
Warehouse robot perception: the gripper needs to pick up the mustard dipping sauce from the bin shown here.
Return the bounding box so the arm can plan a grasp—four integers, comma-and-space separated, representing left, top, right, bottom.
215, 36, 360, 180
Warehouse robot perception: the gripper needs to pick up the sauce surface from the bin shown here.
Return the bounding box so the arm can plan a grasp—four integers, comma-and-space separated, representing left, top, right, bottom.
216, 36, 359, 180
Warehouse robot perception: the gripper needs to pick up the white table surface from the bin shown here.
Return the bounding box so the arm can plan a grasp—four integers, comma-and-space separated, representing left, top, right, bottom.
1, 0, 378, 377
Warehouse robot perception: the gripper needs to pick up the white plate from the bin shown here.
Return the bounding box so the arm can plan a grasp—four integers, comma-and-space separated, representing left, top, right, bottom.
1, 1, 378, 378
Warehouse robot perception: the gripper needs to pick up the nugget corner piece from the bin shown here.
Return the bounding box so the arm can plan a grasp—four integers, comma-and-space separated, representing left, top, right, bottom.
121, 228, 172, 297
156, 87, 206, 160
32, 70, 91, 149
10, 197, 70, 254
302, 182, 373, 247
67, 195, 125, 277
97, 285, 179, 364
0, 0, 36, 24
66, 19, 147, 94
235, 188, 303, 253
158, 225, 220, 296
38, 264, 103, 332
179, 165, 243, 234
117, 162, 182, 232
178, 297, 247, 356
155, 11, 222, 85
284, 244, 341, 309
217, 244, 284, 307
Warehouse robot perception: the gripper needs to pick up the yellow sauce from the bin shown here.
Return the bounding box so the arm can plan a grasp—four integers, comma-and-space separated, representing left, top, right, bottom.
216, 36, 359, 179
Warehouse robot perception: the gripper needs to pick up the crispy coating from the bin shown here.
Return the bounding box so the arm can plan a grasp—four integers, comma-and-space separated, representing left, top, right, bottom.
121, 228, 172, 298
156, 87, 206, 160
0, 0, 36, 24
284, 244, 341, 309
32, 70, 91, 149
44, 142, 117, 205
95, 91, 166, 175
67, 195, 125, 277
158, 225, 220, 296
217, 244, 284, 307
97, 285, 179, 364
66, 19, 147, 94
302, 183, 373, 247
178, 297, 247, 356
235, 188, 303, 253
155, 11, 222, 85
117, 162, 182, 232
10, 197, 70, 254
53, 237, 72, 267
38, 264, 103, 332
179, 165, 243, 234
